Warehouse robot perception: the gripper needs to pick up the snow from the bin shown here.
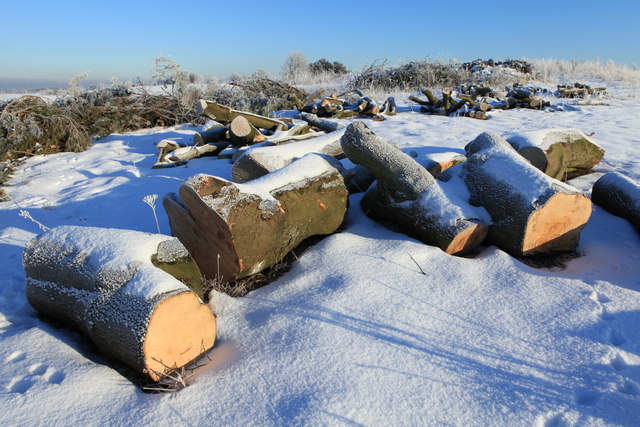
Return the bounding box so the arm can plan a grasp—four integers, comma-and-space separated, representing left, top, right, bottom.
1, 83, 640, 425
505, 128, 598, 151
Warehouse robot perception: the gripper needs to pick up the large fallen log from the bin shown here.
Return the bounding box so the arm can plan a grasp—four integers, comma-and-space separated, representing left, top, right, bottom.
196, 100, 286, 131
340, 121, 488, 255
505, 129, 605, 180
592, 172, 640, 231
23, 227, 216, 381
463, 132, 592, 256
232, 128, 346, 183
163, 153, 348, 284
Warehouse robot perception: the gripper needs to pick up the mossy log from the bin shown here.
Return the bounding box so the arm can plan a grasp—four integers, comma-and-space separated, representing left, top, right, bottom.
341, 121, 488, 255
196, 100, 286, 131
232, 128, 346, 183
505, 129, 605, 181
23, 227, 216, 381
592, 172, 640, 231
463, 132, 592, 256
229, 116, 267, 146
163, 154, 348, 283
419, 88, 439, 105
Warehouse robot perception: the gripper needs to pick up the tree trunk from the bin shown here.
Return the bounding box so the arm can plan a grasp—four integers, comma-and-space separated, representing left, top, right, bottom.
340, 121, 488, 255
23, 227, 216, 381
196, 100, 286, 131
229, 116, 267, 146
463, 132, 593, 256
163, 154, 348, 285
383, 97, 397, 115
232, 128, 346, 183
505, 129, 605, 181
592, 172, 640, 231
296, 112, 344, 133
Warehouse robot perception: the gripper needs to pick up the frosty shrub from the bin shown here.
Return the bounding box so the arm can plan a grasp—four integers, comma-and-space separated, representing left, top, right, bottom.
352, 60, 471, 92
530, 58, 640, 83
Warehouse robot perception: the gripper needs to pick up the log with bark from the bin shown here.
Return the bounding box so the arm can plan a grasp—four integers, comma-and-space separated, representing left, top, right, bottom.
591, 172, 640, 231
153, 142, 229, 168
340, 121, 488, 255
23, 227, 216, 381
232, 128, 346, 183
229, 116, 267, 146
296, 112, 344, 133
196, 100, 286, 131
163, 153, 348, 284
505, 129, 605, 180
462, 132, 593, 256
412, 152, 467, 178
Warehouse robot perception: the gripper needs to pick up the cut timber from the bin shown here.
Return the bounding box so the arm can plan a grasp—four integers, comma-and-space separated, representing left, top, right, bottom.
229, 116, 267, 146
297, 112, 344, 133
463, 132, 592, 256
592, 172, 640, 231
196, 100, 286, 131
340, 121, 488, 255
414, 152, 467, 178
505, 129, 605, 181
23, 227, 216, 381
382, 97, 397, 115
163, 154, 348, 284
153, 143, 228, 168
232, 128, 346, 183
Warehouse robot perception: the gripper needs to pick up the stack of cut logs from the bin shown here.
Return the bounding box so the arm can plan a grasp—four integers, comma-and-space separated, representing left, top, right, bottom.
410, 83, 552, 119
296, 88, 397, 121
556, 83, 606, 98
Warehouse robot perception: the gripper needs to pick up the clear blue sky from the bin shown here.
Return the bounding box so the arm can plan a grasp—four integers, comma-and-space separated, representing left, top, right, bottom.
1, 0, 637, 87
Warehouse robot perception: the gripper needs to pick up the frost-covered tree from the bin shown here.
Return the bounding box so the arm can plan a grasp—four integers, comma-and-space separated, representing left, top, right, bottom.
280, 51, 310, 83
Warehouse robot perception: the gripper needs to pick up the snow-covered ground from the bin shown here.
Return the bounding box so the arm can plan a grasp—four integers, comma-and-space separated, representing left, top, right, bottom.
1, 84, 639, 426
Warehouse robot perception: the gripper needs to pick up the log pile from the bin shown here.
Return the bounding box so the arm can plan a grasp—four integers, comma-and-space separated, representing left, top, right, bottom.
297, 89, 397, 122
340, 121, 489, 255
592, 172, 640, 231
556, 83, 606, 98
153, 101, 324, 168
163, 153, 348, 287
505, 129, 605, 181
461, 132, 593, 256
23, 227, 216, 381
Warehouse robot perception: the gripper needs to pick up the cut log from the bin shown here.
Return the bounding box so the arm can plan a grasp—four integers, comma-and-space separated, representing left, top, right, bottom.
408, 95, 432, 106
419, 88, 439, 105
196, 100, 286, 131
505, 129, 605, 181
232, 128, 346, 183
153, 143, 229, 168
414, 152, 467, 178
296, 112, 344, 133
592, 172, 640, 231
301, 88, 325, 106
23, 227, 216, 381
229, 116, 267, 146
340, 121, 488, 255
382, 97, 397, 115
163, 154, 348, 284
462, 132, 593, 256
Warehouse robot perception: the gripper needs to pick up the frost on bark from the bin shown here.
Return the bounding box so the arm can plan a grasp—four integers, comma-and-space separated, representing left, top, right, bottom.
340, 121, 488, 255
463, 132, 593, 256
163, 154, 348, 285
592, 172, 640, 231
23, 227, 216, 381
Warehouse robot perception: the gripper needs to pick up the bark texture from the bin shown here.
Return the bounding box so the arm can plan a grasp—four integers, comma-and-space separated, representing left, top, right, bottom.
592, 172, 640, 231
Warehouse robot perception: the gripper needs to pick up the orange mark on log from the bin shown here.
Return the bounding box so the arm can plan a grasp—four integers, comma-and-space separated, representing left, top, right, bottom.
317, 199, 327, 210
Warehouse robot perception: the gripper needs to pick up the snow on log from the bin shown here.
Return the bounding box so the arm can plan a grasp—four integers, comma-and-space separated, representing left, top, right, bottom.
340, 121, 488, 255
296, 112, 344, 133
23, 227, 216, 381
412, 152, 467, 178
163, 154, 348, 284
505, 129, 605, 181
463, 132, 593, 256
592, 172, 640, 231
196, 100, 286, 131
231, 128, 346, 183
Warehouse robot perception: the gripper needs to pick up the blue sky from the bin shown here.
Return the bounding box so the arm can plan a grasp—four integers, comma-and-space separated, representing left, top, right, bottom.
0, 0, 638, 87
